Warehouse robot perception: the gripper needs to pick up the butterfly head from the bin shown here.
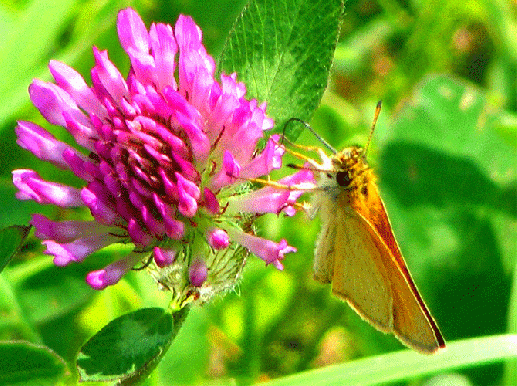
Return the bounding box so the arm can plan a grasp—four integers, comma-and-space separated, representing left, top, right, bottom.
328, 146, 370, 187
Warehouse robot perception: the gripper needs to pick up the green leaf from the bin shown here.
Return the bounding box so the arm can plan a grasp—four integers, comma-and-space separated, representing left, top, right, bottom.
2, 243, 135, 327
77, 307, 189, 384
254, 270, 295, 331
377, 75, 516, 346
380, 74, 516, 266
0, 0, 126, 129
493, 111, 517, 149
0, 225, 31, 273
0, 341, 69, 386
385, 75, 515, 181
219, 0, 344, 140
14, 263, 95, 325
0, 0, 78, 128
262, 335, 517, 386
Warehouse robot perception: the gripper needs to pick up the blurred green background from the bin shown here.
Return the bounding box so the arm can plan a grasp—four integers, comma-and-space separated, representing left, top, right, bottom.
0, 0, 515, 385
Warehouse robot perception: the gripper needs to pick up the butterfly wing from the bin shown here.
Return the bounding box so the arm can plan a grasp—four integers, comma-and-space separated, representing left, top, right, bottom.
329, 210, 395, 332
313, 189, 394, 331
313, 181, 444, 353
349, 182, 445, 353
312, 147, 444, 353
312, 189, 338, 284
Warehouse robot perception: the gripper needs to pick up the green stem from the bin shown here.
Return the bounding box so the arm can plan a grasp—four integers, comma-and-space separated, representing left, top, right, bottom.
503, 258, 517, 386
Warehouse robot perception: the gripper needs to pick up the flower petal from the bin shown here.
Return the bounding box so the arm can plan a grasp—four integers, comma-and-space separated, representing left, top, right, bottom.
44, 233, 119, 266
92, 47, 129, 105
13, 169, 82, 206
175, 14, 216, 110
207, 228, 229, 250
227, 228, 296, 270
189, 258, 207, 287
153, 247, 176, 267
49, 60, 107, 119
240, 134, 284, 179
163, 88, 210, 162
226, 188, 291, 216
63, 149, 102, 182
118, 8, 156, 87
31, 214, 114, 243
175, 172, 199, 217
209, 150, 240, 191
228, 168, 316, 216
81, 184, 121, 225
29, 79, 93, 134
15, 121, 85, 169
86, 252, 142, 290
150, 22, 178, 91
202, 188, 219, 214
153, 195, 185, 239
118, 8, 150, 56
127, 218, 154, 246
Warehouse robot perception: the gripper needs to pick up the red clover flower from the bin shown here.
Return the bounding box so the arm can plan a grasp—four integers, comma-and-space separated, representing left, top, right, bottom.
13, 8, 314, 305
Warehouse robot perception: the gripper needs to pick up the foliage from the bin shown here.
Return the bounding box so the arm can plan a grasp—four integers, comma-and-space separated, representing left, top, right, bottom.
0, 0, 515, 385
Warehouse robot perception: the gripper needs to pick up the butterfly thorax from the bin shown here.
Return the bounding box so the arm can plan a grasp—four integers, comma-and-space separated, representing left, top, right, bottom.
316, 146, 375, 200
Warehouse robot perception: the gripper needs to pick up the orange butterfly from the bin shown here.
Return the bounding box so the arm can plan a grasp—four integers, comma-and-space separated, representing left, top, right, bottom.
293, 102, 445, 353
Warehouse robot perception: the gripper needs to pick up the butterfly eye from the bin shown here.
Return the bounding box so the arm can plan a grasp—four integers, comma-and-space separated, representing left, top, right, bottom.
336, 171, 351, 187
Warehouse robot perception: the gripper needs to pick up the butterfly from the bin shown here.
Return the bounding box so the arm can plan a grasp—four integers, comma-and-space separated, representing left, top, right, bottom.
289, 102, 445, 353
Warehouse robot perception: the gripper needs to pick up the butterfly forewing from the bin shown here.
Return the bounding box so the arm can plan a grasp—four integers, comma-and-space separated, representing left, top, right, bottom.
351, 180, 445, 352
329, 209, 394, 332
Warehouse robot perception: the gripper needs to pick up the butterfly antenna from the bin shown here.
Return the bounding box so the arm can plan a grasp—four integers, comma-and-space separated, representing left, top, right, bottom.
282, 118, 336, 154
364, 101, 382, 158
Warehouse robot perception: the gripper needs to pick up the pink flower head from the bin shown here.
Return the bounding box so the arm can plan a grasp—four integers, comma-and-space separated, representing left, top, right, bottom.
13, 8, 314, 296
